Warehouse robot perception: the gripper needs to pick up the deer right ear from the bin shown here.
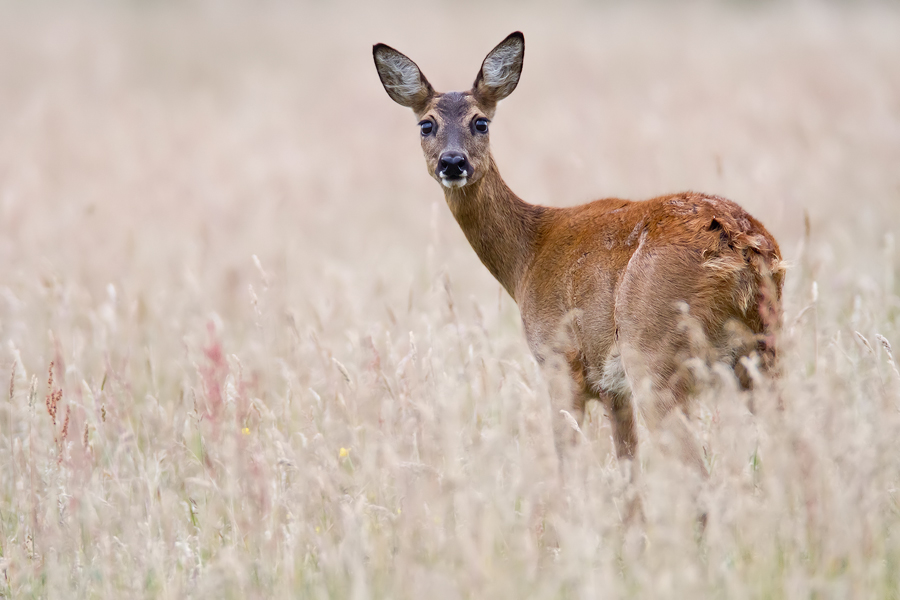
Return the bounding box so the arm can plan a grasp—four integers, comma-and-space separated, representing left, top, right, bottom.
473, 32, 525, 109
373, 44, 435, 114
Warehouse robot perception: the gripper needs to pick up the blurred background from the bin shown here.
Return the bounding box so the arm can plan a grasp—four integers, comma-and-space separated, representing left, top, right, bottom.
1, 0, 897, 332
1, 1, 899, 596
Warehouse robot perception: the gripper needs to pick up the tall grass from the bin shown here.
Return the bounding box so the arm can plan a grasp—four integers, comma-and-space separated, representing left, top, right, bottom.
1, 2, 899, 597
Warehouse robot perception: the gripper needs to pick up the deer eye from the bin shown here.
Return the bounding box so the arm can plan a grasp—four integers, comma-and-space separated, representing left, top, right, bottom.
474, 118, 489, 133
419, 120, 434, 136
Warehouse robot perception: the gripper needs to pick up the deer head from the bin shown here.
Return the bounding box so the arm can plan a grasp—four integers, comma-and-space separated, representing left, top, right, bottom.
373, 32, 525, 189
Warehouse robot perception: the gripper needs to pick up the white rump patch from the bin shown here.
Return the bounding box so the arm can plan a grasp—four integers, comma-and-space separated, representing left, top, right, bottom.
597, 350, 631, 397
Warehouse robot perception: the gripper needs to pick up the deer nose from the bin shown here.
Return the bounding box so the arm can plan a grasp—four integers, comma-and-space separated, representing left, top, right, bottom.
438, 152, 469, 178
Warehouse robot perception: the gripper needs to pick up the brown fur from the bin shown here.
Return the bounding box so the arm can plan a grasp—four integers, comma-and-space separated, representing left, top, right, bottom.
374, 32, 784, 476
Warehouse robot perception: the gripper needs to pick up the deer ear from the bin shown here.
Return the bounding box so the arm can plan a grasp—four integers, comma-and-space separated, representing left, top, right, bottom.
473, 32, 524, 108
373, 43, 435, 114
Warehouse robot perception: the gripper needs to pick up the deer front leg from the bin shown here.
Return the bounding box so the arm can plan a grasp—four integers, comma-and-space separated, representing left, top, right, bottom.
541, 350, 588, 460
528, 350, 588, 551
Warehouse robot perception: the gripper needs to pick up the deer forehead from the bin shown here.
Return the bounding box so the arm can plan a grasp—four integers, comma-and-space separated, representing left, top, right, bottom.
427, 91, 482, 123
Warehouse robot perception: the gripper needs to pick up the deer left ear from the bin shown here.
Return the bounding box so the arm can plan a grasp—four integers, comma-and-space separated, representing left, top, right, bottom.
473, 32, 525, 108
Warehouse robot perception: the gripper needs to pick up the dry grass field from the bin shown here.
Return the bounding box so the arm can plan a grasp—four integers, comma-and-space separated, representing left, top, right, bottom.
1, 1, 899, 597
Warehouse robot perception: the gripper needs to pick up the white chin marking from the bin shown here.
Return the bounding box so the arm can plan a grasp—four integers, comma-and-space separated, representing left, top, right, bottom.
441, 176, 468, 189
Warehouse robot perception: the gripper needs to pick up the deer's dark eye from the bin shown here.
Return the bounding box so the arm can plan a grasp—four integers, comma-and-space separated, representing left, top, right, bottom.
419, 120, 434, 136
474, 118, 489, 133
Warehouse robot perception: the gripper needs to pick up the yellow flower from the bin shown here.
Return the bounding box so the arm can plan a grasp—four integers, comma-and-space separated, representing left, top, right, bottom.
242, 427, 250, 435
339, 447, 350, 458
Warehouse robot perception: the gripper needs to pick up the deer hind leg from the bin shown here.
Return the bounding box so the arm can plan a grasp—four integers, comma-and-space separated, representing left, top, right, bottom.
584, 349, 643, 526
595, 350, 638, 461
618, 337, 708, 480
598, 385, 644, 525
607, 390, 638, 462
615, 344, 709, 537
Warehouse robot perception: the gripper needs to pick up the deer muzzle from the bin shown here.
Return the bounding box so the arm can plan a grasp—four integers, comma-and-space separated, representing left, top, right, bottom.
438, 152, 471, 187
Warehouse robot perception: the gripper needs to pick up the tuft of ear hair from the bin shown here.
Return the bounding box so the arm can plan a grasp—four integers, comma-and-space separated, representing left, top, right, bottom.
473, 32, 525, 108
373, 43, 435, 114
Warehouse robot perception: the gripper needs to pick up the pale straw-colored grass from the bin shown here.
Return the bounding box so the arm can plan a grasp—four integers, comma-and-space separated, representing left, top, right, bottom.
1, 1, 899, 597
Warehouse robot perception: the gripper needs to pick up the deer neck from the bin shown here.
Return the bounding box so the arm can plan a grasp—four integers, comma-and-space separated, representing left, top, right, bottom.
443, 156, 545, 300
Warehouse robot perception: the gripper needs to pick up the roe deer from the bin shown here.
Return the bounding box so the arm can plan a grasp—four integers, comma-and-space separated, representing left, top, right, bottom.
373, 32, 783, 480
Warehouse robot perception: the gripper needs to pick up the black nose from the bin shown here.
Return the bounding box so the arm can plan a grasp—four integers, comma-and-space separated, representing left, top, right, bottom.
438, 152, 469, 178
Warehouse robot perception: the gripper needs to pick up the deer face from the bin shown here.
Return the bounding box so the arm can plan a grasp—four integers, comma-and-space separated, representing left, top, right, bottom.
373, 32, 524, 189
